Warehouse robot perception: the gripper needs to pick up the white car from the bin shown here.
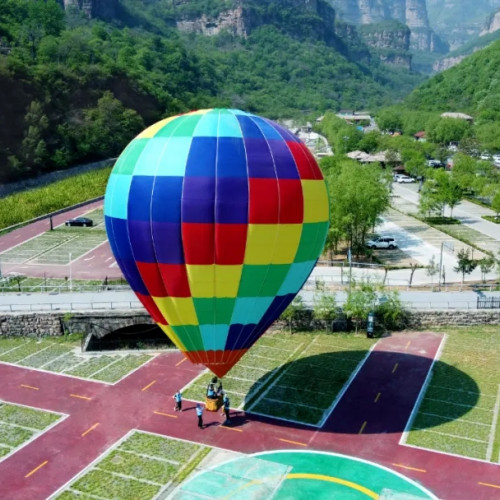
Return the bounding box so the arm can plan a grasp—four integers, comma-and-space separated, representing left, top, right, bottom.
396, 175, 415, 183
366, 237, 398, 249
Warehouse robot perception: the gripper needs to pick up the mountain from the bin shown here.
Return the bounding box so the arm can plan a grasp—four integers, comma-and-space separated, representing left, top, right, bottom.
404, 37, 500, 120
432, 7, 500, 72
329, 0, 448, 54
427, 0, 500, 49
0, 0, 424, 183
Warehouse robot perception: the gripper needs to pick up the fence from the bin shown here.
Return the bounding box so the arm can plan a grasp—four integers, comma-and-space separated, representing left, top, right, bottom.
477, 297, 500, 309
0, 300, 143, 313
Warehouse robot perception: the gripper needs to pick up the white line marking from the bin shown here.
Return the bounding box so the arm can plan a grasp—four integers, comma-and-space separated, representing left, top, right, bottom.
486, 384, 500, 462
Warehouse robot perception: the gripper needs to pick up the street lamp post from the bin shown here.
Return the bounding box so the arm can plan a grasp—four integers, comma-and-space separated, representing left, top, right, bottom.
69, 252, 72, 292
438, 241, 454, 288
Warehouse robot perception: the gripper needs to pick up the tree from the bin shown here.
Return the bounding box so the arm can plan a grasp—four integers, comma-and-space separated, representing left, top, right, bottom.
426, 255, 439, 285
328, 160, 390, 255
280, 296, 306, 333
312, 287, 337, 332
478, 256, 495, 283
491, 191, 500, 219
419, 170, 463, 218
454, 248, 477, 285
408, 262, 419, 288
343, 280, 377, 333
375, 290, 406, 330
426, 117, 472, 146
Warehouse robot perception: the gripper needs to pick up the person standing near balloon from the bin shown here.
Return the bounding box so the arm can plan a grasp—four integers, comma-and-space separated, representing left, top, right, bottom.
196, 404, 204, 429
173, 390, 182, 412
222, 394, 231, 424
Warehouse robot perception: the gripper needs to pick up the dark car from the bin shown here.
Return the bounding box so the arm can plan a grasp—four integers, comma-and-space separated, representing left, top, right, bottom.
65, 217, 93, 227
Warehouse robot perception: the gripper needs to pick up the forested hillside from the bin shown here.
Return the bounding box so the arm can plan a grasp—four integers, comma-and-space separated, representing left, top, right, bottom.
404, 38, 500, 121
0, 0, 423, 184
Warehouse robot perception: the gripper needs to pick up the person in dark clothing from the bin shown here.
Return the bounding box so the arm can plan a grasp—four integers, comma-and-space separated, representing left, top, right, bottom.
173, 390, 182, 412
196, 404, 204, 429
222, 395, 230, 424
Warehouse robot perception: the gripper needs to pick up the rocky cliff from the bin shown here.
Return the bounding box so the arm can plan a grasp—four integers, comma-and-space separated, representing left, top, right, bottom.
358, 21, 412, 69
60, 0, 118, 20
481, 8, 500, 35
329, 0, 447, 52
175, 0, 336, 44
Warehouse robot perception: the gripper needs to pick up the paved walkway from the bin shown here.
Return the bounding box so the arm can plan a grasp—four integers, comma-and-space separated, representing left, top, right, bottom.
0, 332, 499, 499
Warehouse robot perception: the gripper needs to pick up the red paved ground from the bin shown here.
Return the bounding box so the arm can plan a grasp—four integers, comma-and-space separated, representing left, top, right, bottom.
0, 332, 499, 499
0, 201, 122, 280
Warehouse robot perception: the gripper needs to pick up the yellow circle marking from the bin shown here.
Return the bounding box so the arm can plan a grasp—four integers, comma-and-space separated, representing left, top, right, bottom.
224, 473, 379, 499
286, 473, 379, 499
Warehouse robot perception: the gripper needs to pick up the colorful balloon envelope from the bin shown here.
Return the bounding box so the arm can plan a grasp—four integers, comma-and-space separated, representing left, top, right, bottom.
104, 109, 329, 377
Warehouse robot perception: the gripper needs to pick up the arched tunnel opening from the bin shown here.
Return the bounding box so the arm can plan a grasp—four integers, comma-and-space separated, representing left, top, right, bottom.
84, 324, 175, 352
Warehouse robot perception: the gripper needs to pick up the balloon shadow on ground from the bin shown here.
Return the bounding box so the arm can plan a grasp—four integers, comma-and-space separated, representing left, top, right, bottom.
242, 349, 479, 435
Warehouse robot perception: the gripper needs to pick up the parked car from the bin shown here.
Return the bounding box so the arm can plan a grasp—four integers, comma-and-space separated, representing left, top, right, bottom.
427, 159, 443, 168
396, 175, 415, 183
65, 217, 93, 227
366, 237, 398, 249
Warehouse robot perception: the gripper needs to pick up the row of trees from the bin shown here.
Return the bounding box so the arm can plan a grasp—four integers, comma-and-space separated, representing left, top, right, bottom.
280, 280, 406, 334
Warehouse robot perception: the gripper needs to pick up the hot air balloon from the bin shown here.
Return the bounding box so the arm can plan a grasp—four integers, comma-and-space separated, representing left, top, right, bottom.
104, 109, 329, 377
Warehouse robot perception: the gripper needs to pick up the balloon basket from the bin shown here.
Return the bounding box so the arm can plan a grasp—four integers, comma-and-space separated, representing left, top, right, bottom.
205, 395, 223, 412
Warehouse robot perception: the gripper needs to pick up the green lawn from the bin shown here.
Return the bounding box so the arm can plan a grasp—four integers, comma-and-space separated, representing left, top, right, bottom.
406, 325, 500, 462
182, 331, 375, 426
0, 337, 153, 383
0, 403, 61, 458
56, 431, 210, 500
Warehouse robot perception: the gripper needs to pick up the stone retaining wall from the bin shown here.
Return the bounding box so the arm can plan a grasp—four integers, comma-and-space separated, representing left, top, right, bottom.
0, 309, 499, 338
0, 311, 153, 338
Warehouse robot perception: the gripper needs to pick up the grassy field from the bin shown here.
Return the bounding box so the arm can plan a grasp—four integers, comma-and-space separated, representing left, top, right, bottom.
183, 331, 375, 426
55, 431, 210, 500
0, 168, 111, 230
405, 325, 500, 462
0, 403, 61, 459
0, 336, 153, 384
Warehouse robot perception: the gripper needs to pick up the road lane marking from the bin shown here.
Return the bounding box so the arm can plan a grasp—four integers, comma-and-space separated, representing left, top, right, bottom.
176, 357, 187, 367
154, 411, 178, 419
20, 384, 39, 390
81, 422, 100, 437
374, 392, 381, 403
279, 438, 307, 447
479, 482, 500, 490
358, 421, 367, 434
392, 363, 399, 374
220, 425, 243, 432
392, 463, 426, 473
70, 394, 92, 401
405, 341, 411, 350
141, 380, 157, 391
25, 460, 48, 478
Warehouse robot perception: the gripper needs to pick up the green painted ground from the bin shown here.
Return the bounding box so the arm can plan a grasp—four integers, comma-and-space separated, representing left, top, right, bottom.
174, 450, 437, 499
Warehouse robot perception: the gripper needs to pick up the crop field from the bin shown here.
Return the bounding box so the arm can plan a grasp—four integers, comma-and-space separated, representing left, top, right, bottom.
405, 326, 500, 462
183, 331, 375, 426
54, 431, 209, 500
0, 337, 153, 384
0, 403, 61, 460
0, 209, 106, 267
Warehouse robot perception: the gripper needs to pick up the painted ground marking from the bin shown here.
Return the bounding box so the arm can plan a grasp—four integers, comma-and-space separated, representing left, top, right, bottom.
392, 463, 426, 473
359, 421, 367, 434
70, 394, 92, 401
141, 380, 156, 391
81, 422, 100, 437
279, 438, 307, 447
405, 341, 411, 351
392, 363, 399, 374
175, 357, 187, 367
153, 411, 178, 419
20, 384, 39, 390
220, 425, 243, 433
286, 473, 378, 499
25, 460, 48, 478
374, 392, 381, 403
478, 482, 500, 490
